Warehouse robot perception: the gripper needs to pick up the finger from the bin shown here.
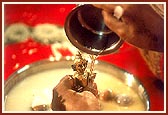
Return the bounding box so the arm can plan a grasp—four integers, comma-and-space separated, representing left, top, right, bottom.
113, 6, 124, 19
102, 11, 128, 39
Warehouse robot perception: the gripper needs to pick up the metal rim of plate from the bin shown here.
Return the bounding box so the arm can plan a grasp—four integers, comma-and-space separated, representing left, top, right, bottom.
4, 57, 150, 111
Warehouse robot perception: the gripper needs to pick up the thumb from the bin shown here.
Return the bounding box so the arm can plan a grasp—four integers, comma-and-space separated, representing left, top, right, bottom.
102, 10, 128, 39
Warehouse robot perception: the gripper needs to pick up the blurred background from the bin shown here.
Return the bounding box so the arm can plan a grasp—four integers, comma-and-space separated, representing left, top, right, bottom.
3, 4, 164, 111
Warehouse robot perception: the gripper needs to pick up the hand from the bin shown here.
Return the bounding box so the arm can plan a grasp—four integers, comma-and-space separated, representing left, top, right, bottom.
51, 75, 100, 111
93, 4, 164, 52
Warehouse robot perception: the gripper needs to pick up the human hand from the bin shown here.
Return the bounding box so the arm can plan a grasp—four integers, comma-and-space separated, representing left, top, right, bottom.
93, 4, 164, 52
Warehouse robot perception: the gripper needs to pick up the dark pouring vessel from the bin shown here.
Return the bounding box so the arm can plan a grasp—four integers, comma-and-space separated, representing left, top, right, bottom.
64, 4, 123, 55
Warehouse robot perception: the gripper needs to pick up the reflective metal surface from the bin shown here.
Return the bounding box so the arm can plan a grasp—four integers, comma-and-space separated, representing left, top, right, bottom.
4, 58, 150, 111
64, 5, 123, 55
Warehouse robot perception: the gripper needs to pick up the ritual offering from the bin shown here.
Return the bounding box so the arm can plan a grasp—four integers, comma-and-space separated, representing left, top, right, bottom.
4, 52, 150, 111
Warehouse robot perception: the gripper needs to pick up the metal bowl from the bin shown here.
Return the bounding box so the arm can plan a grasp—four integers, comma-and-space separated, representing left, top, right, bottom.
4, 58, 150, 111
64, 4, 124, 55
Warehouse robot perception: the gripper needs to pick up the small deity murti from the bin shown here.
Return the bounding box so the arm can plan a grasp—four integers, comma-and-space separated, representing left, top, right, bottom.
71, 51, 97, 93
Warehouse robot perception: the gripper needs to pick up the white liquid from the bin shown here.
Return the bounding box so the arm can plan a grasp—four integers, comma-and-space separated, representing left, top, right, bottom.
5, 68, 146, 111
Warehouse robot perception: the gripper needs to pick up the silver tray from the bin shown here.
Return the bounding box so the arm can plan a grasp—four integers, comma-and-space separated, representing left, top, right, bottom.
4, 58, 150, 111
